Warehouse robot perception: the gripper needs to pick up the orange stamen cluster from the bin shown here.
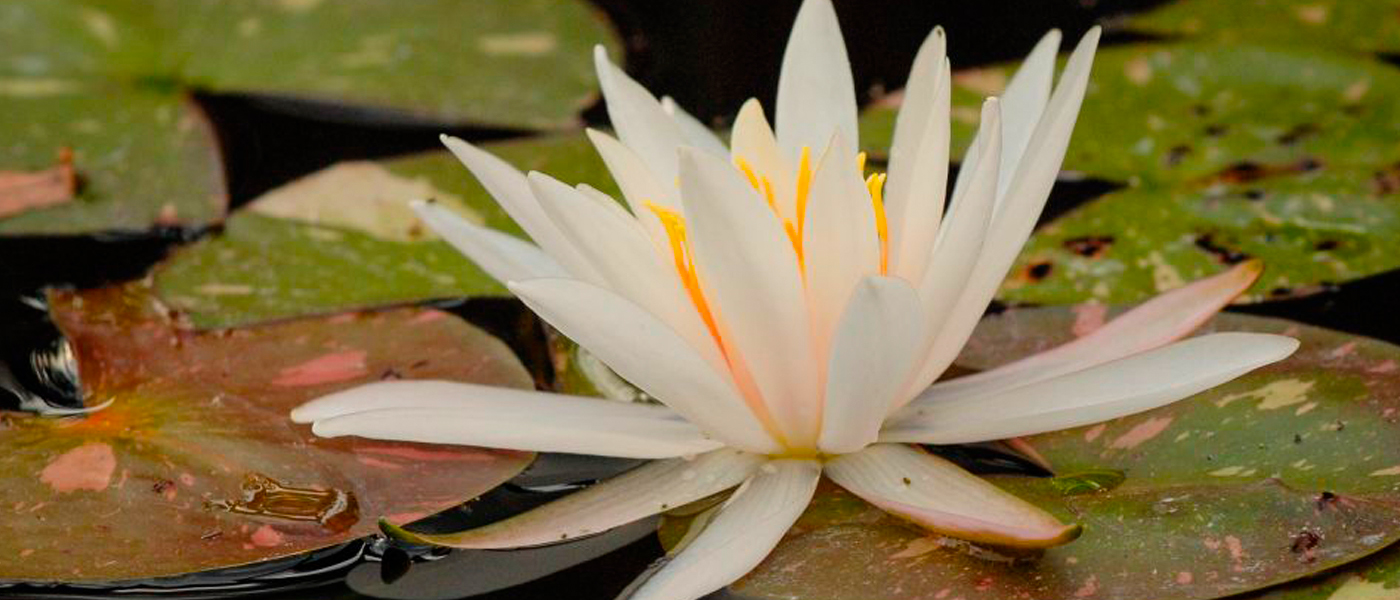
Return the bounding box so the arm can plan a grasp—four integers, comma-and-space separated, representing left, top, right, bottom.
644, 202, 723, 345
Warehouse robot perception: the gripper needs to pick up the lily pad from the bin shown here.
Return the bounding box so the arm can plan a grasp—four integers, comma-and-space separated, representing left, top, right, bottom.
152, 133, 618, 329
1127, 0, 1400, 55
1000, 166, 1400, 305
0, 0, 618, 235
664, 308, 1400, 600
0, 85, 226, 235
0, 282, 534, 582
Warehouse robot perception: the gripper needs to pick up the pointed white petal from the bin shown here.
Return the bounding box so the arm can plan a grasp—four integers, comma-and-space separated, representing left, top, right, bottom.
825, 444, 1079, 548
901, 99, 1001, 400
886, 33, 950, 285
923, 260, 1262, 403
662, 96, 729, 156
297, 381, 722, 459
912, 28, 1101, 390
997, 29, 1061, 192
527, 173, 720, 368
680, 148, 821, 449
818, 277, 923, 454
509, 277, 780, 454
730, 99, 796, 219
884, 332, 1299, 444
440, 135, 601, 282
802, 132, 879, 351
594, 45, 686, 184
411, 200, 566, 282
775, 0, 858, 162
631, 459, 821, 600
384, 449, 764, 548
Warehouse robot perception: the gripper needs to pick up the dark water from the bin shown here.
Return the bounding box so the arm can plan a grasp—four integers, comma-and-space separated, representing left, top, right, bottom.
8, 0, 1400, 598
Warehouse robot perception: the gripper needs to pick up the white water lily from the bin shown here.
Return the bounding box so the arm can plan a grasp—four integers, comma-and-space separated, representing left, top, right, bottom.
292, 1, 1299, 598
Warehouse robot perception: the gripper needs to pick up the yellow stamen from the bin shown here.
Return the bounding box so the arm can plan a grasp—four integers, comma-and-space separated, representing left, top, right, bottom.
785, 221, 804, 270
855, 151, 867, 176
866, 172, 889, 274
734, 157, 761, 193
795, 146, 813, 233
644, 202, 722, 344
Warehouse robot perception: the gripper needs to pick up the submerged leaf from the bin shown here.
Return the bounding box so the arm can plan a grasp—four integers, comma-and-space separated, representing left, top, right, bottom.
0, 283, 534, 582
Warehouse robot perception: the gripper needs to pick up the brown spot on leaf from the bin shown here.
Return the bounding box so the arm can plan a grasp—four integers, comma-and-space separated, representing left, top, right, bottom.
0, 148, 78, 219
1290, 530, 1320, 562
1164, 144, 1193, 167
1201, 158, 1324, 186
1063, 235, 1114, 258
1317, 491, 1338, 511
1277, 123, 1319, 146
1373, 162, 1400, 196
1023, 261, 1053, 282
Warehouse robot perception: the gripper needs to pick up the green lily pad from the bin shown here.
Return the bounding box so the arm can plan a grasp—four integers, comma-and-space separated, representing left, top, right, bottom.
0, 282, 534, 582
1000, 166, 1400, 305
664, 308, 1400, 600
1127, 0, 1400, 55
152, 133, 618, 329
0, 84, 226, 235
0, 0, 618, 235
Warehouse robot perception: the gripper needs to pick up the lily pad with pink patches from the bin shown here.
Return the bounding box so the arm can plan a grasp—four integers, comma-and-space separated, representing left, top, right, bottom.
663, 309, 1400, 600
0, 282, 534, 582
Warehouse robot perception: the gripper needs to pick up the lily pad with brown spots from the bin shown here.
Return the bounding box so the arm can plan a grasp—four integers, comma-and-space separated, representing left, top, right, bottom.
152, 133, 619, 329
662, 308, 1400, 600
0, 282, 534, 582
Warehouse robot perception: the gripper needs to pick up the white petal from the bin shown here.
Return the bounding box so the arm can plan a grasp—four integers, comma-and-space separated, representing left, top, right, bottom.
594, 45, 686, 184
411, 200, 566, 282
527, 173, 720, 367
997, 29, 1061, 192
902, 99, 1001, 401
295, 381, 722, 459
384, 448, 763, 548
818, 276, 923, 454
631, 459, 821, 600
509, 277, 780, 454
775, 0, 858, 162
681, 148, 820, 449
440, 135, 601, 282
825, 444, 1079, 548
730, 99, 796, 220
912, 28, 1101, 390
661, 96, 729, 156
923, 260, 1262, 404
883, 332, 1299, 444
802, 132, 879, 351
886, 34, 950, 285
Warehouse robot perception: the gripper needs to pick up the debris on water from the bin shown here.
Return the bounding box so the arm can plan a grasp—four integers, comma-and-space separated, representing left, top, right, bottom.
1051, 469, 1126, 496
207, 473, 359, 533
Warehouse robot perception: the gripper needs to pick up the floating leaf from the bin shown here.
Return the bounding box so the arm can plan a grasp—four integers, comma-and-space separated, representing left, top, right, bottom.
153, 133, 618, 329
1127, 0, 1400, 55
0, 282, 534, 582
664, 308, 1400, 600
0, 87, 225, 235
0, 0, 618, 234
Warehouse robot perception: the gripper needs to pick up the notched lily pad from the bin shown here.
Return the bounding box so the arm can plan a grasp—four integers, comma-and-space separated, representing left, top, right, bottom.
665, 309, 1400, 600
153, 133, 619, 329
0, 282, 534, 582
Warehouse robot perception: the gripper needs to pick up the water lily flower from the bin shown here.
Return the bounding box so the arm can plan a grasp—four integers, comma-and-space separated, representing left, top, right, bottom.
292, 1, 1298, 598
